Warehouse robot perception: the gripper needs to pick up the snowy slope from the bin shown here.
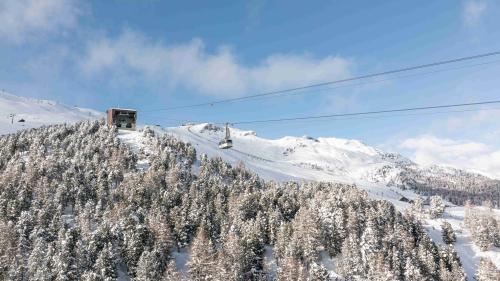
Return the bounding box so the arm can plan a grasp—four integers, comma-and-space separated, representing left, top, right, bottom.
0, 91, 103, 135
162, 124, 401, 182
143, 123, 499, 279
159, 124, 498, 204
1, 90, 497, 278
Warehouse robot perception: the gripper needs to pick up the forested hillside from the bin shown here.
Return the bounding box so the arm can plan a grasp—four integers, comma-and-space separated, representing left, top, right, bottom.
0, 121, 469, 280
165, 123, 500, 208
386, 164, 500, 207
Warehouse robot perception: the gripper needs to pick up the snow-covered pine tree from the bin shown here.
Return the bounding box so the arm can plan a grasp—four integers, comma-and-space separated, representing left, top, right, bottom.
162, 260, 187, 281
187, 226, 217, 280
291, 207, 322, 266
276, 255, 307, 281
308, 262, 329, 281
475, 257, 500, 281
403, 256, 425, 281
53, 228, 80, 281
93, 242, 117, 281
135, 249, 162, 281
336, 231, 364, 279
429, 195, 445, 219
27, 237, 52, 280
441, 221, 456, 244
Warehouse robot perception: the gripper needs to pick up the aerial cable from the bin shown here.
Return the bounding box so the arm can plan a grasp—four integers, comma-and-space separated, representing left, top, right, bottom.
142, 50, 500, 112
149, 101, 500, 126
231, 100, 500, 125
236, 107, 500, 127
235, 59, 500, 102
140, 58, 500, 118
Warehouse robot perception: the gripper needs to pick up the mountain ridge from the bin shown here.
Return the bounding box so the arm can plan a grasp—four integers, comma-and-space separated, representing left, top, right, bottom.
1, 92, 498, 206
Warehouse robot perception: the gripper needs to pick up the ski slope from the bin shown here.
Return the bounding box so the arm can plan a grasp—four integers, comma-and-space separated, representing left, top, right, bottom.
0, 91, 103, 135
143, 123, 499, 280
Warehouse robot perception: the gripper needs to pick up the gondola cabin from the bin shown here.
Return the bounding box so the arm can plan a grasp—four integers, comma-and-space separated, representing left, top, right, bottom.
218, 123, 233, 149
106, 108, 137, 130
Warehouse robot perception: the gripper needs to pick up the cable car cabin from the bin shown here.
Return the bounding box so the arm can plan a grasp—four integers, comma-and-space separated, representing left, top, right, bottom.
218, 123, 233, 149
218, 138, 233, 149
106, 108, 137, 130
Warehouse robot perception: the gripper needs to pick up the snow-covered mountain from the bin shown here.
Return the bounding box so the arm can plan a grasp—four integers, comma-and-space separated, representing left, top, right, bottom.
1, 93, 498, 278
122, 124, 500, 279
0, 91, 497, 208
160, 123, 499, 207
0, 91, 103, 135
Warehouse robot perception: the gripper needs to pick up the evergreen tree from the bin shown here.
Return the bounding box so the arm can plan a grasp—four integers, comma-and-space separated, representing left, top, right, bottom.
53, 228, 80, 281
360, 213, 382, 273
403, 256, 424, 281
187, 227, 217, 280
441, 221, 456, 244
291, 207, 322, 266
276, 255, 307, 281
429, 196, 445, 218
308, 262, 329, 281
475, 258, 500, 281
162, 260, 187, 281
93, 242, 117, 281
337, 232, 364, 279
27, 237, 52, 280
136, 249, 162, 281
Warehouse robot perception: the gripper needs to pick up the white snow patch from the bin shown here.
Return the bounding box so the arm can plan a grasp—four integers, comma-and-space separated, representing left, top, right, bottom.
116, 262, 131, 281
320, 251, 341, 279
263, 245, 277, 278
117, 129, 151, 171
171, 248, 189, 274
422, 207, 500, 280
0, 91, 103, 135
62, 204, 75, 228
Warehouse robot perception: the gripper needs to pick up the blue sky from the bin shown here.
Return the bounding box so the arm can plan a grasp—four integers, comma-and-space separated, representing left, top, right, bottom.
1, 0, 500, 177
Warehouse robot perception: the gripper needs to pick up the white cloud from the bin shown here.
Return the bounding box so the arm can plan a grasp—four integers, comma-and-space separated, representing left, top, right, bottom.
0, 0, 82, 43
441, 109, 500, 132
463, 0, 488, 26
79, 30, 351, 97
401, 135, 500, 179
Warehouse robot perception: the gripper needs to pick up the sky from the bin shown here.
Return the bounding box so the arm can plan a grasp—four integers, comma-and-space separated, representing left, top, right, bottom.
1, 0, 500, 178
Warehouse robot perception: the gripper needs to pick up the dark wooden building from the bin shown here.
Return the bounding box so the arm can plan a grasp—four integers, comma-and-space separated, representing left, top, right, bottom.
106, 108, 137, 130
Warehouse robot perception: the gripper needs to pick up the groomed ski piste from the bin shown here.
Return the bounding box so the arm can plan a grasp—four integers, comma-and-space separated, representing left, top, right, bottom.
117, 123, 499, 280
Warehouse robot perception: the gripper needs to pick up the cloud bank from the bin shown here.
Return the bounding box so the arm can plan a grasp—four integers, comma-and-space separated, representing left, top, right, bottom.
401, 135, 500, 179
463, 0, 488, 26
79, 30, 351, 97
0, 0, 82, 44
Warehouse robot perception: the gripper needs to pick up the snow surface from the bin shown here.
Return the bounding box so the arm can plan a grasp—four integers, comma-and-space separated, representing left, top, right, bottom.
263, 245, 277, 278
149, 123, 499, 280
0, 91, 103, 135
422, 207, 500, 278
171, 248, 189, 274
117, 129, 151, 172
1, 92, 498, 279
